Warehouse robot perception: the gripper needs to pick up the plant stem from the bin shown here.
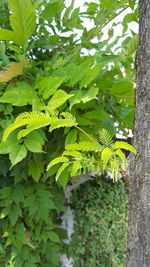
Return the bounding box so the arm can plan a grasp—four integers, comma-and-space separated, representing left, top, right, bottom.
75, 125, 99, 144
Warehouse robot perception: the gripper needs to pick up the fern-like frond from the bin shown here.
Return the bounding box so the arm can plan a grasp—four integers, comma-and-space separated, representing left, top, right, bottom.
66, 142, 103, 152
99, 128, 113, 147
49, 118, 77, 132
15, 111, 51, 121
3, 112, 52, 141
17, 121, 51, 139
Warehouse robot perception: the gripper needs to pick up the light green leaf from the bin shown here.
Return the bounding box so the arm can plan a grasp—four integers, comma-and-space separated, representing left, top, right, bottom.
8, 0, 36, 47
115, 149, 127, 169
101, 147, 113, 169
9, 145, 27, 166
80, 66, 100, 88
110, 160, 119, 181
66, 142, 103, 152
71, 161, 82, 177
56, 162, 70, 181
112, 141, 136, 153
48, 89, 74, 110
49, 118, 77, 132
63, 150, 82, 158
69, 90, 84, 109
36, 76, 64, 99
0, 82, 36, 106
47, 156, 69, 171
24, 130, 45, 153
82, 87, 99, 103
0, 29, 15, 42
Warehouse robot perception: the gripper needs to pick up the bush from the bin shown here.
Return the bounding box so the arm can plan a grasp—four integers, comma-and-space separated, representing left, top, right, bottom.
69, 178, 128, 267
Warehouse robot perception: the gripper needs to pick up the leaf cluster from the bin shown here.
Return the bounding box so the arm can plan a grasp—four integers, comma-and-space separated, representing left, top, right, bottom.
0, 0, 138, 265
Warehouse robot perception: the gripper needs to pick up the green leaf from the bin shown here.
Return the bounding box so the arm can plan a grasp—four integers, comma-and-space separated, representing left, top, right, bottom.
58, 168, 69, 189
9, 205, 22, 225
94, 54, 120, 66
9, 144, 27, 166
0, 134, 18, 154
80, 66, 100, 88
0, 82, 36, 106
81, 87, 99, 103
3, 112, 51, 141
28, 158, 44, 182
47, 156, 69, 171
8, 0, 36, 47
24, 130, 45, 153
48, 89, 74, 110
110, 160, 119, 181
123, 35, 138, 57
101, 147, 113, 170
112, 141, 136, 153
71, 161, 82, 177
56, 162, 70, 181
65, 129, 78, 146
49, 118, 77, 132
66, 142, 103, 152
15, 224, 27, 248
36, 76, 64, 99
49, 231, 60, 243
63, 150, 82, 158
123, 13, 136, 24
111, 80, 134, 105
115, 149, 127, 169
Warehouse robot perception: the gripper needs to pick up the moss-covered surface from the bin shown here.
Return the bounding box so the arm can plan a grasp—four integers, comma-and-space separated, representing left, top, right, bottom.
69, 178, 128, 267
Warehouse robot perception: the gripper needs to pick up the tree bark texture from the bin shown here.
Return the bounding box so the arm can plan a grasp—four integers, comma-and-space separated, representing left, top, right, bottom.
126, 1, 150, 266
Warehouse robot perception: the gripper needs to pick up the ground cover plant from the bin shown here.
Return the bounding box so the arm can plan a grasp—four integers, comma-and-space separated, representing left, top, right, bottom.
69, 178, 128, 267
0, 0, 137, 266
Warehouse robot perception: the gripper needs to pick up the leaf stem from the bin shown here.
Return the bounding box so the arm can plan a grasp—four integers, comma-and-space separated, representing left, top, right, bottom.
75, 125, 99, 145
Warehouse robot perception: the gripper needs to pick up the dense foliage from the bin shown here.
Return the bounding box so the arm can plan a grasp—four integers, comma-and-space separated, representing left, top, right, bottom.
69, 178, 128, 267
0, 0, 137, 266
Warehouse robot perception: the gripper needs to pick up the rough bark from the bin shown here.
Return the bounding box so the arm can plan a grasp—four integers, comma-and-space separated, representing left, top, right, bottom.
126, 1, 150, 266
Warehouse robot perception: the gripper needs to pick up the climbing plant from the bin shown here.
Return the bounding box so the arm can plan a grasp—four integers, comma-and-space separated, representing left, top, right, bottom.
0, 0, 138, 266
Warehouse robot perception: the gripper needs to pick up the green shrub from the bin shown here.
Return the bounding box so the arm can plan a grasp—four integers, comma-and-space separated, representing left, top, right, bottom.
69, 178, 128, 267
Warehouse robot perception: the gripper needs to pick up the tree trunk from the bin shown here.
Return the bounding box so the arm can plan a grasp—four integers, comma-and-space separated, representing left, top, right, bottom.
126, 1, 150, 266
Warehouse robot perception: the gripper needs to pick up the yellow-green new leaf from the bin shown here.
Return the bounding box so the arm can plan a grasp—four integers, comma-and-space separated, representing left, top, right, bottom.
115, 149, 127, 170
71, 161, 82, 177
66, 142, 103, 152
49, 119, 77, 132
47, 156, 69, 171
56, 162, 70, 181
112, 141, 136, 153
101, 147, 113, 170
48, 90, 74, 111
